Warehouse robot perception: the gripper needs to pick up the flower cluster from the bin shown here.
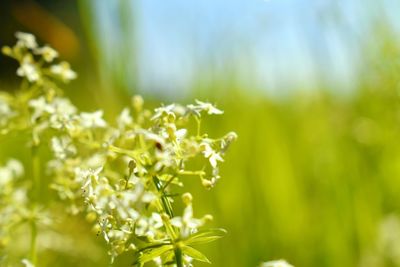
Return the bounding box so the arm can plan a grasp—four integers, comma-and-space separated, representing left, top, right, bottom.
45, 97, 237, 264
0, 32, 236, 266
2, 32, 76, 84
0, 159, 26, 248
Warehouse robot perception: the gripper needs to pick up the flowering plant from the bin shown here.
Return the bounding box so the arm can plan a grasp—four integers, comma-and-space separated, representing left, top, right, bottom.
0, 32, 237, 267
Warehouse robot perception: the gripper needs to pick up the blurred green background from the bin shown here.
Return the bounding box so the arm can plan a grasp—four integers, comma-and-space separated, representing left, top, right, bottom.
2, 0, 400, 266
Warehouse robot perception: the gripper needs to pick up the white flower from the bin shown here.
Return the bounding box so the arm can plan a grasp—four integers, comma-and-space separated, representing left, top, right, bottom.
6, 159, 24, 177
0, 99, 12, 116
260, 260, 294, 267
49, 98, 78, 130
117, 108, 133, 129
0, 98, 14, 125
80, 110, 107, 128
175, 128, 187, 139
151, 104, 176, 121
51, 136, 76, 160
29, 96, 55, 121
170, 204, 203, 238
142, 213, 164, 239
195, 100, 223, 115
0, 159, 24, 186
17, 57, 40, 82
50, 61, 77, 81
34, 45, 58, 62
15, 32, 37, 49
209, 153, 223, 168
187, 100, 223, 116
153, 257, 162, 267
12, 188, 28, 203
149, 212, 164, 229
53, 97, 77, 115
200, 143, 223, 168
79, 167, 103, 198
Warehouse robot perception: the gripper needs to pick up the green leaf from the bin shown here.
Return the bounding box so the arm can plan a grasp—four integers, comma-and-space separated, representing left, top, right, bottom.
161, 250, 176, 265
185, 228, 227, 246
138, 241, 172, 253
182, 246, 211, 264
133, 244, 173, 265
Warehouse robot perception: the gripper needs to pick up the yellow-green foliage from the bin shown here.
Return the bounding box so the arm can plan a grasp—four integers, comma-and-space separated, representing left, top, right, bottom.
1, 30, 400, 267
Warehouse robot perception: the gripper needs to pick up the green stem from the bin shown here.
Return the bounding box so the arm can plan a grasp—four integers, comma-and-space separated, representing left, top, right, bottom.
32, 145, 41, 200
152, 177, 184, 267
174, 247, 183, 267
30, 221, 38, 265
30, 145, 40, 265
195, 116, 201, 137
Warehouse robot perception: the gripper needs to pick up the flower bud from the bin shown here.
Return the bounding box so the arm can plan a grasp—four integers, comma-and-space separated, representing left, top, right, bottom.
201, 179, 213, 189
132, 95, 144, 111
203, 214, 213, 222
167, 112, 176, 123
182, 192, 193, 205
92, 224, 101, 234
128, 243, 137, 251
161, 213, 170, 221
1, 46, 12, 56
86, 212, 97, 223
128, 159, 136, 172
225, 131, 238, 142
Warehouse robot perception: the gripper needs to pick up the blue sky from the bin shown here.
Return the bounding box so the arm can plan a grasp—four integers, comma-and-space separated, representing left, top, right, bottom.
91, 0, 400, 97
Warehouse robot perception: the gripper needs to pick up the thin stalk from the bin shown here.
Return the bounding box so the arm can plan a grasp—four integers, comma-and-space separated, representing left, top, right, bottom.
174, 246, 183, 267
30, 144, 40, 265
30, 221, 38, 265
32, 145, 40, 200
195, 116, 201, 137
152, 176, 184, 267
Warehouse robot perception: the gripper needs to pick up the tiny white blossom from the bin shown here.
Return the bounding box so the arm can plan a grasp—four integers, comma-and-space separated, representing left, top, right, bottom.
151, 104, 176, 121
17, 57, 40, 82
80, 110, 107, 128
49, 98, 78, 130
50, 61, 77, 81
193, 100, 223, 115
79, 167, 103, 198
53, 98, 77, 115
15, 32, 37, 49
117, 108, 133, 129
0, 99, 12, 116
34, 45, 58, 62
153, 257, 162, 266
0, 159, 24, 186
200, 143, 224, 168
29, 96, 55, 121
51, 136, 76, 160
0, 99, 14, 125
171, 204, 204, 238
6, 159, 24, 177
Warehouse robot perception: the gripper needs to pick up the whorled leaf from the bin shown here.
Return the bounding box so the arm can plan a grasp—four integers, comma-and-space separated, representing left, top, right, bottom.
184, 228, 227, 246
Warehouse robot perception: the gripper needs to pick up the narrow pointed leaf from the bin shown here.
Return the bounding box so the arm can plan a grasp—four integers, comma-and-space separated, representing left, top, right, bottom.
133, 245, 173, 265
182, 246, 211, 264
185, 228, 227, 245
